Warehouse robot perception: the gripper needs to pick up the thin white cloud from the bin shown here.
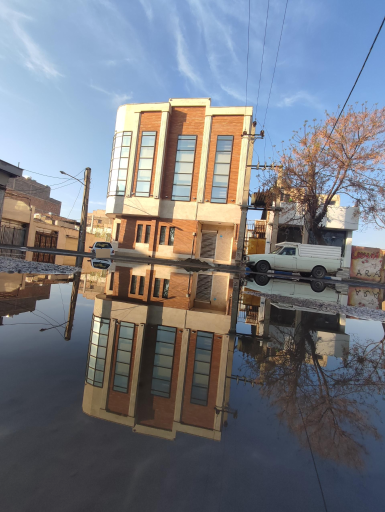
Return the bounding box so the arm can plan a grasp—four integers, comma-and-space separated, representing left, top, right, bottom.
174, 17, 203, 87
139, 0, 153, 21
0, 5, 62, 79
277, 91, 323, 109
90, 83, 132, 107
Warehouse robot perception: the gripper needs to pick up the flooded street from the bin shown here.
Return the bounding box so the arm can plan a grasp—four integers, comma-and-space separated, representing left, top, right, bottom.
1, 267, 384, 512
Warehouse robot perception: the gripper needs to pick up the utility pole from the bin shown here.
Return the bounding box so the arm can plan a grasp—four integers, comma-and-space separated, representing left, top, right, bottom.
76, 167, 91, 268
64, 271, 81, 341
235, 121, 257, 265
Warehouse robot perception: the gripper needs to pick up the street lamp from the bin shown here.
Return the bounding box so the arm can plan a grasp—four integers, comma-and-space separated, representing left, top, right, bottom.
60, 170, 85, 186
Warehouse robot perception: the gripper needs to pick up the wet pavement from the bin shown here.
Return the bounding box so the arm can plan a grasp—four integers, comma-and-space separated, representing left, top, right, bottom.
0, 262, 384, 512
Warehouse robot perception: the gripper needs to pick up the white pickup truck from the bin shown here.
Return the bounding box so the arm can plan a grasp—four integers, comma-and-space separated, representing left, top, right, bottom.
247, 242, 342, 279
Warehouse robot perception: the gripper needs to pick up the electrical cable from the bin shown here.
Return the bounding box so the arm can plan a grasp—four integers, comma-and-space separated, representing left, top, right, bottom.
298, 404, 328, 512
320, 15, 385, 154
263, 0, 289, 128
66, 184, 83, 219
255, 0, 270, 122
245, 0, 251, 114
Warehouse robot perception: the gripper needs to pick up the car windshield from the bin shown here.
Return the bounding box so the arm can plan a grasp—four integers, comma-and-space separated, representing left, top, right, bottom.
92, 261, 110, 269
94, 242, 111, 249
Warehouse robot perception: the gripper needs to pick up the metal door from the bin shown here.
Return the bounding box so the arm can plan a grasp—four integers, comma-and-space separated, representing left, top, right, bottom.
32, 232, 58, 263
0, 223, 26, 258
195, 274, 212, 302
200, 231, 217, 259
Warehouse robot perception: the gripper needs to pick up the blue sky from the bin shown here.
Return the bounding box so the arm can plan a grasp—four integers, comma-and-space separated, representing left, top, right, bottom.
0, 0, 384, 247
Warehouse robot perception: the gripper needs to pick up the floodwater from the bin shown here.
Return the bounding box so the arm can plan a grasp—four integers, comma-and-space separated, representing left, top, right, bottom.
0, 266, 384, 512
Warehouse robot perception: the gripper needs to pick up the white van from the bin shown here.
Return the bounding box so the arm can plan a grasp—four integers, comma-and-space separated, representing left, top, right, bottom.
247, 242, 342, 279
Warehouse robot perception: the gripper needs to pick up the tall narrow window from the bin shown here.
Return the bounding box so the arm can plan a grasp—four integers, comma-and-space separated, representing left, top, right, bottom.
144, 225, 151, 244
136, 224, 143, 243
172, 135, 197, 201
191, 331, 213, 405
108, 131, 132, 196
138, 276, 145, 296
159, 226, 166, 245
130, 275, 137, 294
109, 272, 115, 291
151, 326, 176, 398
162, 279, 169, 299
136, 131, 156, 197
112, 322, 134, 393
211, 136, 233, 203
153, 278, 161, 298
86, 316, 110, 387
168, 227, 175, 246
115, 222, 120, 242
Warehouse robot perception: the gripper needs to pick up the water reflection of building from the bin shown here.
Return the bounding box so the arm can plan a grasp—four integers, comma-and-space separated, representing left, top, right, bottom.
83, 265, 234, 440
0, 273, 71, 321
239, 279, 350, 366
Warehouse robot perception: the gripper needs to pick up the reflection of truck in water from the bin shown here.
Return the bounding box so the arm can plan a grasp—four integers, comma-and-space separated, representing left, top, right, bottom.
247, 242, 342, 278
245, 278, 341, 305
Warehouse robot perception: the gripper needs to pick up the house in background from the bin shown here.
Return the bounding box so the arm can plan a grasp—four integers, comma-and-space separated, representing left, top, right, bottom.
0, 159, 23, 223
105, 98, 253, 265
86, 209, 113, 240
247, 193, 359, 275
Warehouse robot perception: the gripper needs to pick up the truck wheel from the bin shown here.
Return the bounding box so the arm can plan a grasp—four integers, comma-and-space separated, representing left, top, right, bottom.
310, 280, 326, 292
256, 261, 270, 273
254, 274, 270, 286
312, 266, 326, 279
300, 272, 311, 277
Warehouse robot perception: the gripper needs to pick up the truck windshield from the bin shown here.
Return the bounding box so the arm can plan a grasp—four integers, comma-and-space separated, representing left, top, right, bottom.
271, 247, 283, 254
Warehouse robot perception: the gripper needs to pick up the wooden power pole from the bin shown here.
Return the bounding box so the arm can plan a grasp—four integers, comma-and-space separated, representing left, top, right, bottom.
65, 167, 90, 340
76, 167, 91, 268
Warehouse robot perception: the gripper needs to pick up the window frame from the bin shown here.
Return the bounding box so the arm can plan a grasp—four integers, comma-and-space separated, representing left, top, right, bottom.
159, 226, 167, 245
144, 225, 151, 244
85, 315, 110, 388
135, 131, 157, 197
162, 279, 169, 299
136, 224, 143, 243
168, 227, 175, 246
111, 321, 135, 394
130, 275, 137, 295
190, 331, 214, 406
153, 278, 161, 298
138, 276, 145, 296
151, 325, 177, 398
210, 135, 234, 204
108, 131, 132, 197
171, 135, 197, 202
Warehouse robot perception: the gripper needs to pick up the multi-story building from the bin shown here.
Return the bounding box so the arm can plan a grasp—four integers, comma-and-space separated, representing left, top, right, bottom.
82, 264, 235, 440
105, 98, 253, 264
86, 209, 113, 239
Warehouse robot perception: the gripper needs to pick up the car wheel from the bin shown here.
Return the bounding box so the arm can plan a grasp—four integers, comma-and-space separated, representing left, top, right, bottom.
312, 266, 326, 279
256, 260, 270, 273
310, 280, 326, 292
300, 272, 311, 277
254, 274, 270, 286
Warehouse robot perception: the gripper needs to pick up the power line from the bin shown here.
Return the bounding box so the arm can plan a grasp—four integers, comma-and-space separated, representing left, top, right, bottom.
245, 0, 251, 113
66, 184, 83, 219
255, 0, 270, 122
263, 0, 289, 128
298, 404, 328, 512
320, 15, 385, 154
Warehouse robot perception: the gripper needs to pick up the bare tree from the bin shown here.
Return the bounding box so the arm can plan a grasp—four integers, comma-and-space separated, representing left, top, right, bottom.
258, 105, 385, 244
239, 319, 385, 469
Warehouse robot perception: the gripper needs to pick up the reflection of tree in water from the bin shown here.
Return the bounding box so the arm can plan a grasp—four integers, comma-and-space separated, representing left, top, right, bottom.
239, 321, 385, 469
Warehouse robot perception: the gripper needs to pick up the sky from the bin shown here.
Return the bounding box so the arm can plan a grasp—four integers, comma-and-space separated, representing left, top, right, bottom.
0, 0, 384, 247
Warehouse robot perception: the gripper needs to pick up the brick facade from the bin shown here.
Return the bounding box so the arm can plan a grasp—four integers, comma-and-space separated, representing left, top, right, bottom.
6, 178, 61, 214
132, 112, 162, 197
204, 115, 244, 204
161, 106, 206, 200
